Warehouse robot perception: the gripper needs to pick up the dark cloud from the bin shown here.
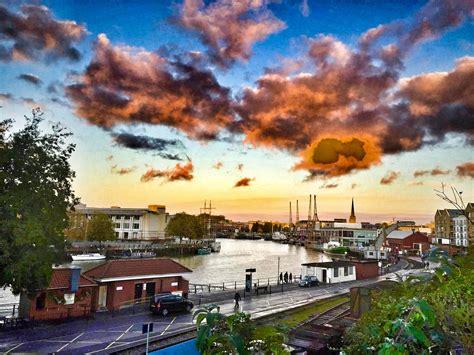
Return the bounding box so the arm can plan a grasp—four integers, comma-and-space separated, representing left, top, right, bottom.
17, 73, 42, 86
351, 183, 357, 189
176, 0, 286, 68
414, 167, 451, 177
0, 92, 13, 100
140, 161, 194, 183
234, 177, 254, 187
456, 162, 474, 178
66, 34, 233, 141
0, 5, 87, 63
213, 161, 223, 170
321, 183, 338, 189
237, 163, 244, 171
112, 133, 184, 161
380, 171, 400, 185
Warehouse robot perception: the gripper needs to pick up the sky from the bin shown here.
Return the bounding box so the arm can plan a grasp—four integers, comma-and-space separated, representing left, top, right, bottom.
0, 0, 473, 223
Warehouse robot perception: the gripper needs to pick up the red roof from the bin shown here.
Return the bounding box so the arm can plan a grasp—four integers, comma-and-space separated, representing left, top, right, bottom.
84, 258, 192, 280
48, 268, 97, 290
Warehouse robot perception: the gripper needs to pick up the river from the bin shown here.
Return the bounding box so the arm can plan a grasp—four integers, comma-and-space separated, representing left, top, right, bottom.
0, 239, 329, 303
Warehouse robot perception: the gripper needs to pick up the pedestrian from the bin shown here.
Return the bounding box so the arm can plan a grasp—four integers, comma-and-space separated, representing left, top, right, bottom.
279, 272, 283, 284
284, 271, 288, 284
289, 272, 293, 283
234, 292, 241, 309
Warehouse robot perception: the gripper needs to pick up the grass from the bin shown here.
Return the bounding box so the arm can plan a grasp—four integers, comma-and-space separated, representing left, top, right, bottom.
254, 295, 349, 339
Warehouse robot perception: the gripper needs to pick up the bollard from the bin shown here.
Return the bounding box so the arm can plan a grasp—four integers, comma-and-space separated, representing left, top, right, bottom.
194, 285, 197, 294
199, 294, 202, 306
12, 304, 16, 317
258, 279, 260, 286
235, 281, 237, 290
267, 278, 270, 286
223, 282, 225, 291
208, 284, 211, 293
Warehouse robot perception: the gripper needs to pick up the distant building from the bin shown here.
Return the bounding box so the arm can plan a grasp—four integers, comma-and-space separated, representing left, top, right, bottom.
74, 204, 170, 240
349, 198, 356, 223
301, 261, 356, 283
434, 205, 473, 247
386, 230, 430, 254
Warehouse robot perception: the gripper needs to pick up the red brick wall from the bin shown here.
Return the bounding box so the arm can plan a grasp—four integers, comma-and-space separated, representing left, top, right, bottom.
102, 276, 190, 310
354, 262, 379, 280
27, 287, 95, 321
388, 232, 430, 251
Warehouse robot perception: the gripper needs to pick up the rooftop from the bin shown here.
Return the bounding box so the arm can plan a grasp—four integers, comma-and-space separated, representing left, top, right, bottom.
301, 260, 354, 268
48, 268, 97, 290
84, 258, 192, 281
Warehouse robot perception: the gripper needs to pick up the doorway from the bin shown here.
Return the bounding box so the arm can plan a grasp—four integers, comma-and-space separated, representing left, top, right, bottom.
322, 269, 327, 283
146, 282, 156, 298
98, 286, 107, 309
134, 283, 143, 300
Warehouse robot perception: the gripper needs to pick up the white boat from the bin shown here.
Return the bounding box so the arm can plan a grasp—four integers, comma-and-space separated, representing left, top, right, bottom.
210, 241, 221, 252
272, 231, 287, 241
71, 253, 106, 261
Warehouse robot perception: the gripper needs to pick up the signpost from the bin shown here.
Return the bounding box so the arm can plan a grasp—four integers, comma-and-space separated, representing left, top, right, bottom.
142, 322, 154, 354
245, 268, 256, 293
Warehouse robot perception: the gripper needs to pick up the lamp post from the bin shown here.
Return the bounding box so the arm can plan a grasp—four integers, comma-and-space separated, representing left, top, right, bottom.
277, 256, 280, 285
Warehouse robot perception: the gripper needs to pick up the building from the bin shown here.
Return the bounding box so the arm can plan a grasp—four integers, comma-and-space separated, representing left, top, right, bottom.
301, 261, 356, 284
434, 205, 473, 247
349, 198, 356, 223
19, 268, 97, 321
74, 204, 170, 240
84, 258, 192, 311
386, 230, 430, 254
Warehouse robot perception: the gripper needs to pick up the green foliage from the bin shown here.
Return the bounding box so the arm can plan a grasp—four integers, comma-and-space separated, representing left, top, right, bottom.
327, 246, 350, 254
193, 305, 289, 354
64, 211, 87, 240
0, 109, 77, 295
86, 214, 116, 241
166, 212, 204, 239
343, 249, 474, 354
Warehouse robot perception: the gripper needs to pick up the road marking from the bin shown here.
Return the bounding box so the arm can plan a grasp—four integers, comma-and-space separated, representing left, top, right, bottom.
161, 317, 176, 335
5, 343, 23, 354
105, 324, 134, 349
56, 332, 84, 352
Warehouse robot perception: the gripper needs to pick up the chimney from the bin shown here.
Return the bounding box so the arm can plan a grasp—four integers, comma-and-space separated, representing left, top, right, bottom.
70, 267, 81, 293
308, 194, 312, 223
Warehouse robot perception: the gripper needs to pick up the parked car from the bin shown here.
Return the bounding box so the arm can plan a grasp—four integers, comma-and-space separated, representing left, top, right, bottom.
299, 275, 319, 287
150, 294, 193, 316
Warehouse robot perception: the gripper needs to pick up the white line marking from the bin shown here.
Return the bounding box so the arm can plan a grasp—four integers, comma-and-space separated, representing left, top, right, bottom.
105, 324, 133, 349
56, 332, 84, 352
5, 343, 23, 354
161, 317, 176, 335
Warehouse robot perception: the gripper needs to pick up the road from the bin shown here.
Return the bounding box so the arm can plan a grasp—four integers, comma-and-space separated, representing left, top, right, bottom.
0, 261, 416, 354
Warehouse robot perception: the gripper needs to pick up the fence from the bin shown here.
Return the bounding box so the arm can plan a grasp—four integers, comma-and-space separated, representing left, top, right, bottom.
189, 275, 302, 294
0, 303, 18, 317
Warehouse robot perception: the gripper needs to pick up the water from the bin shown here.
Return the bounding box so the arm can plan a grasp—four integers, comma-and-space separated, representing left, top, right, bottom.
0, 239, 329, 302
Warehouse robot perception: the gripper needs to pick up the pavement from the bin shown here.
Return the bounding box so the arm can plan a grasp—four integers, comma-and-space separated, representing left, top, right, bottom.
0, 259, 416, 354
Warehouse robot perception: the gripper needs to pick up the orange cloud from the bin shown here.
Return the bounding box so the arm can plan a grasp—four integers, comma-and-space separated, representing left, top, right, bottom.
414, 167, 451, 177
456, 162, 474, 178
213, 161, 223, 170
234, 177, 254, 188
111, 165, 136, 175
140, 161, 194, 183
380, 171, 400, 185
177, 0, 286, 67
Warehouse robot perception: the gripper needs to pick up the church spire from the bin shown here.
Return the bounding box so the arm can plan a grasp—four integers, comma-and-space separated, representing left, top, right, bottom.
349, 197, 356, 223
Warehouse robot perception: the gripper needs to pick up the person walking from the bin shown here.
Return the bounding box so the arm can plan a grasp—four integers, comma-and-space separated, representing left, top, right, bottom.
289, 272, 293, 283
284, 271, 288, 284
234, 292, 241, 309
279, 272, 283, 284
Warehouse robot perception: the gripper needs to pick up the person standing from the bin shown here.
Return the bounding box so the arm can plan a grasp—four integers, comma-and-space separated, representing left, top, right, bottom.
284, 271, 288, 284
289, 272, 293, 283
279, 272, 283, 284
234, 292, 241, 309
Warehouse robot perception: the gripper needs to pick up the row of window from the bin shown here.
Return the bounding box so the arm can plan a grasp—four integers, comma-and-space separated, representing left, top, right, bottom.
112, 215, 140, 221
334, 266, 354, 277
116, 232, 140, 239
114, 222, 140, 230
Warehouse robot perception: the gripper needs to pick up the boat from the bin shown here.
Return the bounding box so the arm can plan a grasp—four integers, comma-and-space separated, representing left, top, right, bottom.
210, 241, 221, 252
272, 231, 287, 242
71, 253, 106, 261
122, 249, 156, 258
197, 247, 211, 255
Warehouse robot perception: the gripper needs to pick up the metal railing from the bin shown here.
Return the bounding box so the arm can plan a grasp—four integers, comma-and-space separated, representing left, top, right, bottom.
0, 303, 18, 317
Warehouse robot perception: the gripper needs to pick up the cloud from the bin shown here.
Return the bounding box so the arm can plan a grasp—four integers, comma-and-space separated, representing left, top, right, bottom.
380, 171, 400, 185
300, 0, 309, 17
237, 163, 244, 171
456, 162, 474, 178
106, 155, 113, 161
66, 34, 233, 141
351, 183, 357, 189
213, 161, 223, 170
112, 132, 185, 160
234, 177, 254, 187
0, 5, 87, 63
321, 183, 338, 189
176, 0, 286, 67
233, 0, 474, 177
17, 73, 42, 86
0, 92, 13, 101
140, 160, 194, 183
414, 167, 451, 177
111, 165, 136, 175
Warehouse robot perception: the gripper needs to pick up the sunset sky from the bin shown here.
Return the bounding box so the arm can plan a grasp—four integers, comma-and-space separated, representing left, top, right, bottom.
1, 0, 473, 223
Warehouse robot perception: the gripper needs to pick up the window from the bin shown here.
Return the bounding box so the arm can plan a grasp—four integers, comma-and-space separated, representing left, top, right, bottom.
115, 232, 119, 238
36, 293, 46, 310
132, 232, 138, 239
334, 267, 339, 277
349, 266, 354, 275
344, 266, 348, 276
115, 223, 120, 229
133, 223, 139, 229
124, 216, 130, 220
123, 232, 129, 239
133, 216, 140, 220
123, 223, 130, 229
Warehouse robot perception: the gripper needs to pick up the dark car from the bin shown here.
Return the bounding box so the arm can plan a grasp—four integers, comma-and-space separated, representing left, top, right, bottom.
150, 294, 193, 316
299, 275, 319, 287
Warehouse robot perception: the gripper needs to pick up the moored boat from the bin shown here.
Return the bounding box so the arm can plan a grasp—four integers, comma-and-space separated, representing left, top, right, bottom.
71, 253, 106, 261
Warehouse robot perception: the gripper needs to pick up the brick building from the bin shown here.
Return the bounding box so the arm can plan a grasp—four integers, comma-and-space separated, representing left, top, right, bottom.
19, 268, 97, 321
386, 230, 430, 254
353, 260, 379, 279
84, 259, 192, 311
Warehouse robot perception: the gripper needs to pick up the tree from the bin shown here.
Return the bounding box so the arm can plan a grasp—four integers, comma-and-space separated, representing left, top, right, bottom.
86, 214, 116, 241
251, 222, 262, 233
263, 222, 273, 234
0, 109, 77, 295
64, 211, 87, 240
165, 213, 204, 239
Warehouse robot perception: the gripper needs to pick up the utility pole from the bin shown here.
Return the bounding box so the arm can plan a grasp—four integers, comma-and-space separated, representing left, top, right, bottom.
296, 200, 299, 223
277, 256, 280, 285
289, 201, 293, 233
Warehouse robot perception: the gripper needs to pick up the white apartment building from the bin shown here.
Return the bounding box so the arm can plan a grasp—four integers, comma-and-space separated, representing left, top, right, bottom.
75, 204, 170, 240
453, 215, 468, 247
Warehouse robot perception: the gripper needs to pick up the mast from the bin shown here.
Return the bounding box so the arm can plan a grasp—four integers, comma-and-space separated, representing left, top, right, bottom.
313, 194, 319, 222
289, 201, 293, 230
